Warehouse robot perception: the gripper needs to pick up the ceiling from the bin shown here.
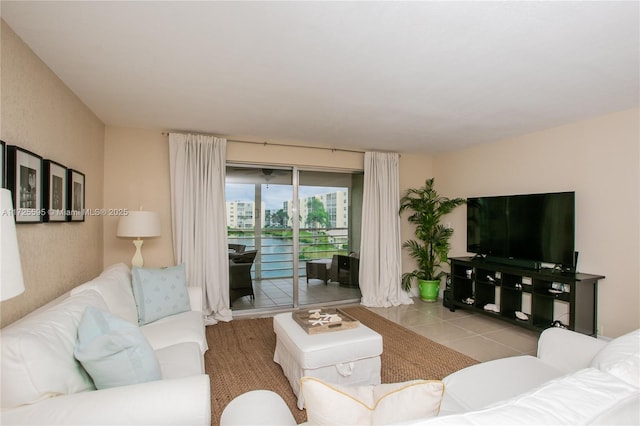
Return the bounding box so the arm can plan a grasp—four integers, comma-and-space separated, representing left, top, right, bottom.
2, 1, 638, 154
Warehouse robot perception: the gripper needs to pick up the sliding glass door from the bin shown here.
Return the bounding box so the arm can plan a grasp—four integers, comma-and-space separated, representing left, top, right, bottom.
225, 165, 363, 313
226, 166, 295, 310
297, 170, 363, 305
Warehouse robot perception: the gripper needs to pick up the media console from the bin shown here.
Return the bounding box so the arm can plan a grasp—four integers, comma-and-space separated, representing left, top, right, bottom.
448, 257, 605, 336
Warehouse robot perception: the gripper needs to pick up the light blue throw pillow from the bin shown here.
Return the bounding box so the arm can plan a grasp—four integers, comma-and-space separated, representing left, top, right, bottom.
74, 306, 162, 389
131, 264, 191, 325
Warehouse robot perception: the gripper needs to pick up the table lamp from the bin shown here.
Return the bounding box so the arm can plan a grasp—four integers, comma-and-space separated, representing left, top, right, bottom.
0, 188, 25, 301
116, 210, 161, 267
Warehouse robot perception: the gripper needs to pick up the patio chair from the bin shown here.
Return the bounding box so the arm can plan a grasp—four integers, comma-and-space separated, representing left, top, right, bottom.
228, 243, 246, 254
229, 250, 257, 307
306, 258, 332, 285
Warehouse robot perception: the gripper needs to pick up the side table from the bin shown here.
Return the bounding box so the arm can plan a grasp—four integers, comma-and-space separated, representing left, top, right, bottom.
305, 259, 331, 285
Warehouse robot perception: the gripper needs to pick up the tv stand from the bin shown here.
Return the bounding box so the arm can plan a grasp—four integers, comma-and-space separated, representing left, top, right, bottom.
448, 257, 605, 336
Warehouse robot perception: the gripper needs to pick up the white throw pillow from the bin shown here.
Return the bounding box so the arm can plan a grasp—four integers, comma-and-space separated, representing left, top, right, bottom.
74, 306, 162, 389
0, 290, 107, 408
300, 377, 444, 425
590, 329, 640, 388
71, 263, 138, 324
131, 264, 191, 325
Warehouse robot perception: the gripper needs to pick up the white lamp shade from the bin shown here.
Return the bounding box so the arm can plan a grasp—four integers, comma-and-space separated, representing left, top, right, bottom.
116, 211, 161, 238
0, 188, 25, 301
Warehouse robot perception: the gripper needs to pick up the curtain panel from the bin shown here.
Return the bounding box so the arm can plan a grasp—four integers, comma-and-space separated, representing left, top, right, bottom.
359, 152, 413, 307
169, 133, 232, 323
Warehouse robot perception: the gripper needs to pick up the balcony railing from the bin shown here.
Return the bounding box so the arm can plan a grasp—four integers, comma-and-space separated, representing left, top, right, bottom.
228, 227, 350, 280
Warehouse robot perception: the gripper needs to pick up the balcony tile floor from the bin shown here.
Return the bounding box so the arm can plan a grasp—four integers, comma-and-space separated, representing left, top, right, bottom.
231, 277, 361, 310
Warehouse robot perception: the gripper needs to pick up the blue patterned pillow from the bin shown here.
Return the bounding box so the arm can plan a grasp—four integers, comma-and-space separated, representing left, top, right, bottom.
74, 306, 162, 389
131, 264, 191, 325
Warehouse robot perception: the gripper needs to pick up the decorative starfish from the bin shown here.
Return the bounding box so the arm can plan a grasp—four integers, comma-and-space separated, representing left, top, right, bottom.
306, 309, 342, 325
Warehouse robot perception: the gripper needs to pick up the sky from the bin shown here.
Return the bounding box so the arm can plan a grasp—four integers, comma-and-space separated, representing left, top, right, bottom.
226, 184, 344, 210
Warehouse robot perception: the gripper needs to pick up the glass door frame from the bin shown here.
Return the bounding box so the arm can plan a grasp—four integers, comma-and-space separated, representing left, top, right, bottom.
226, 163, 362, 312
291, 166, 300, 309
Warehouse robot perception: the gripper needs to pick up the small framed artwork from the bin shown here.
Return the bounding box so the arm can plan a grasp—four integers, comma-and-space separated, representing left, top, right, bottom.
67, 169, 85, 222
6, 146, 43, 223
43, 160, 67, 222
0, 140, 5, 188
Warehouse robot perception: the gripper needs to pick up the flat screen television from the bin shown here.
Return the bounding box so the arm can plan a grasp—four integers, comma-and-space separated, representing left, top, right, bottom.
467, 191, 575, 270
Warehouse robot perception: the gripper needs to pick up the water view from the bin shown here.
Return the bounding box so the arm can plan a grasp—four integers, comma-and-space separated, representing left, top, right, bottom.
229, 229, 348, 279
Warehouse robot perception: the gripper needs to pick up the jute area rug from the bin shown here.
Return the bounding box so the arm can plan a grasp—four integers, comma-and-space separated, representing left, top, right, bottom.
205, 306, 478, 425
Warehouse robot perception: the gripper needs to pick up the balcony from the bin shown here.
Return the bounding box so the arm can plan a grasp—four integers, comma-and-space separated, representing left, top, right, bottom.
229, 227, 352, 279
228, 227, 361, 311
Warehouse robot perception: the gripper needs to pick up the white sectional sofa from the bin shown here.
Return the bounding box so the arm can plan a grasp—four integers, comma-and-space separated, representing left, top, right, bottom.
0, 263, 211, 426
221, 327, 640, 425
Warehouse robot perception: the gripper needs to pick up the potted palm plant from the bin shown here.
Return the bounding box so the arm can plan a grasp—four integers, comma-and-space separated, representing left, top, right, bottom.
399, 178, 465, 301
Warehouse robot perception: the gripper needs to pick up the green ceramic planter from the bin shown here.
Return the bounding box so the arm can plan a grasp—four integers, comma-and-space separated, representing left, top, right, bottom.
418, 279, 440, 302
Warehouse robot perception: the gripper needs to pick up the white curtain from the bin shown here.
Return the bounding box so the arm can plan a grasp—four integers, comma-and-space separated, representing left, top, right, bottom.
169, 133, 232, 324
359, 152, 413, 307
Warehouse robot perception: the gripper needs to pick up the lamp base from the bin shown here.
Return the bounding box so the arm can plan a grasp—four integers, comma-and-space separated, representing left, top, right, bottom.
131, 239, 145, 267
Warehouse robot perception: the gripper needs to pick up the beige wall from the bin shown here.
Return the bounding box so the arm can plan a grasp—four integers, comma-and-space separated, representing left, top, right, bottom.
433, 108, 640, 338
0, 22, 105, 327
103, 128, 174, 268
398, 153, 434, 295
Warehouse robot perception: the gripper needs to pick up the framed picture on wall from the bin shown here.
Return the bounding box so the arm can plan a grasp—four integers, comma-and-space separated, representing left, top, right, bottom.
43, 160, 67, 222
6, 145, 43, 223
0, 140, 5, 188
67, 169, 85, 222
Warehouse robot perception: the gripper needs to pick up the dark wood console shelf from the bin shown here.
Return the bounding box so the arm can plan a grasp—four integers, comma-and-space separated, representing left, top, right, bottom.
449, 257, 604, 336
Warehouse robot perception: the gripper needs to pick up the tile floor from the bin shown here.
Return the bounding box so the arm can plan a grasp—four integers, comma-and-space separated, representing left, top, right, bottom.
232, 278, 540, 363
366, 301, 541, 362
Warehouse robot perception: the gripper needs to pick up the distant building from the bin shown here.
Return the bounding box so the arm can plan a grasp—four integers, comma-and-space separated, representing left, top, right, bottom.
226, 200, 265, 228
227, 190, 348, 229
285, 190, 349, 228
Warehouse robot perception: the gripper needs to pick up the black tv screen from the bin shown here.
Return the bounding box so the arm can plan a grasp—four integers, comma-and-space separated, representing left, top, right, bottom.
467, 191, 575, 268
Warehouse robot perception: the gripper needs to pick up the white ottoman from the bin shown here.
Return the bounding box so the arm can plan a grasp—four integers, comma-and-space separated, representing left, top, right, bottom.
273, 312, 383, 409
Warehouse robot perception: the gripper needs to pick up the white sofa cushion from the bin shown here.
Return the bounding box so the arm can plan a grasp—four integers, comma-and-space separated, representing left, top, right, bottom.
141, 310, 208, 354
71, 263, 138, 325
156, 342, 205, 379
440, 355, 564, 414
589, 392, 640, 425
132, 264, 191, 325
417, 368, 639, 425
0, 375, 212, 426
74, 306, 162, 389
590, 329, 640, 388
301, 377, 444, 425
0, 290, 107, 408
